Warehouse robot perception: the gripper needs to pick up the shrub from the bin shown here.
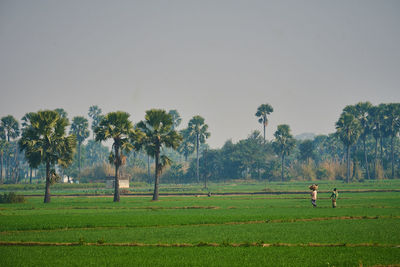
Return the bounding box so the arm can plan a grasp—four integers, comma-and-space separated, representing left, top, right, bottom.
0, 192, 26, 203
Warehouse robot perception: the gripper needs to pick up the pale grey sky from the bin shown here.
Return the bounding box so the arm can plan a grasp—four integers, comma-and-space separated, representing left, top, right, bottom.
1, 0, 399, 148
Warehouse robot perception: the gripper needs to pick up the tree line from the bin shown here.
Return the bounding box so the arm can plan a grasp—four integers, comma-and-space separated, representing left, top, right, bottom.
1, 102, 399, 203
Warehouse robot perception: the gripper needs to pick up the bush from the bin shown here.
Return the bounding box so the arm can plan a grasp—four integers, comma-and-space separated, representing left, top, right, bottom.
0, 192, 26, 203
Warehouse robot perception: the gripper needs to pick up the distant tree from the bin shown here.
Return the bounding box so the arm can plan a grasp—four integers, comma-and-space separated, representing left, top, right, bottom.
1, 115, 20, 180
369, 105, 384, 178
88, 105, 104, 139
336, 112, 361, 183
70, 116, 90, 177
168, 109, 182, 130
255, 104, 274, 141
95, 111, 134, 202
134, 109, 182, 200
299, 140, 314, 164
85, 140, 109, 166
178, 128, 195, 161
0, 127, 6, 183
19, 110, 76, 203
382, 103, 400, 178
187, 116, 210, 183
344, 102, 373, 179
272, 124, 295, 181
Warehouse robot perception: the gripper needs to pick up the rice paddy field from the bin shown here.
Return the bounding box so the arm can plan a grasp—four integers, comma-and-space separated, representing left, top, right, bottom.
1, 180, 400, 266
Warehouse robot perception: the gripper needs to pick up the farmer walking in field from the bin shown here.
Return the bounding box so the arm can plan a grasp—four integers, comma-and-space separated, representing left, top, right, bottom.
330, 188, 338, 208
309, 184, 318, 208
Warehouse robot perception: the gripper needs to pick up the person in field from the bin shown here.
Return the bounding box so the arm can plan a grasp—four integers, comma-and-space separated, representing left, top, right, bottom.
309, 184, 318, 207
330, 188, 338, 208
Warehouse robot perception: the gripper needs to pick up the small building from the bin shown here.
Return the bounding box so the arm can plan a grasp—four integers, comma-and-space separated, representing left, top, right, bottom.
106, 177, 129, 189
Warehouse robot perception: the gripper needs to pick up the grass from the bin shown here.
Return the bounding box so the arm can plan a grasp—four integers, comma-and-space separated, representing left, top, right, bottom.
0, 181, 400, 266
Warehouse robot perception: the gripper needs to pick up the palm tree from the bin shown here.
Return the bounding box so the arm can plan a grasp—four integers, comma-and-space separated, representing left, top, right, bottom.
54, 108, 68, 119
382, 103, 400, 178
70, 116, 90, 178
21, 112, 38, 184
345, 102, 373, 179
368, 105, 384, 179
336, 112, 361, 183
272, 124, 296, 181
88, 105, 104, 139
18, 110, 76, 203
255, 104, 274, 141
187, 116, 210, 183
177, 128, 195, 161
1, 115, 20, 180
134, 109, 182, 201
168, 109, 182, 130
95, 111, 134, 202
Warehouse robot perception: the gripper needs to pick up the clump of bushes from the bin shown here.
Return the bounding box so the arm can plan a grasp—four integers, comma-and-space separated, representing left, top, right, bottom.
0, 192, 26, 203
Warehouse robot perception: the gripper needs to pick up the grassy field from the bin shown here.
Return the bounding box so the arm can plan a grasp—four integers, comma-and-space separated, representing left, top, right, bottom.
0, 181, 400, 266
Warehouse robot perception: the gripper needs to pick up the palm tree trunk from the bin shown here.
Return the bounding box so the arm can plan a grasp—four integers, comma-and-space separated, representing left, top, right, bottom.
147, 154, 151, 181
114, 145, 120, 202
29, 167, 32, 184
346, 145, 350, 183
363, 137, 370, 179
281, 154, 284, 182
263, 121, 266, 142
44, 161, 51, 203
196, 133, 200, 183
153, 149, 160, 201
78, 142, 81, 179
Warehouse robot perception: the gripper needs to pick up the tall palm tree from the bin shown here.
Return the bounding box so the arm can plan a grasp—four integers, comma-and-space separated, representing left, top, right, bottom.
1, 115, 20, 180
336, 112, 361, 183
272, 124, 295, 181
21, 112, 38, 184
95, 111, 134, 202
382, 103, 400, 178
187, 116, 210, 183
19, 110, 76, 203
70, 116, 90, 177
255, 104, 274, 141
134, 109, 182, 201
345, 102, 373, 179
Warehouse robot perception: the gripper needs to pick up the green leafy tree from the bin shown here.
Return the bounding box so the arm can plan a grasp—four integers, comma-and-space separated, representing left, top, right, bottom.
336, 112, 361, 183
255, 104, 274, 141
187, 116, 210, 183
1, 115, 20, 180
272, 124, 296, 181
70, 116, 90, 177
134, 109, 182, 201
18, 110, 76, 203
95, 111, 134, 202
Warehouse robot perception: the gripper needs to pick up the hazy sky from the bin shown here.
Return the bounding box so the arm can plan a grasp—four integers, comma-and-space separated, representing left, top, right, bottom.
1, 0, 399, 148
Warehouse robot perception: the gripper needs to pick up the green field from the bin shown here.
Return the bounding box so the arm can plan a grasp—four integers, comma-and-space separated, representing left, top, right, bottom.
1, 181, 400, 266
